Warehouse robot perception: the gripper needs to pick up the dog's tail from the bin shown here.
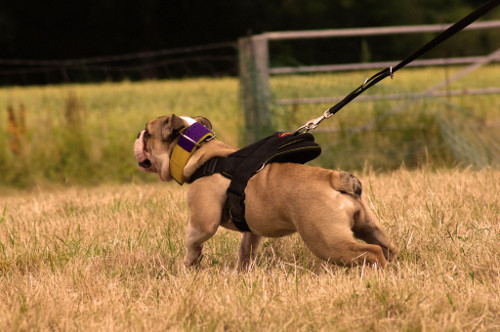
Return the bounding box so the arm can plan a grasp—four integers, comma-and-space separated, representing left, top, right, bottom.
330, 171, 362, 197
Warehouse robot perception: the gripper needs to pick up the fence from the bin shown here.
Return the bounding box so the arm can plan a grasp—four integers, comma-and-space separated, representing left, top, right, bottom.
238, 21, 500, 143
239, 21, 500, 169
0, 42, 238, 86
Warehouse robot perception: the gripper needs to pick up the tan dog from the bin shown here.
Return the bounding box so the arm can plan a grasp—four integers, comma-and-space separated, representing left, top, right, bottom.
134, 114, 398, 269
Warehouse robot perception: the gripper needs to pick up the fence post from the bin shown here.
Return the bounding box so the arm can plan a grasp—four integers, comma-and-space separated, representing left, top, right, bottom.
238, 35, 272, 144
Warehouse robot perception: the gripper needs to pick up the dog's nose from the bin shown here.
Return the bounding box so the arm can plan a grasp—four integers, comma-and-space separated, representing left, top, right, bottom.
137, 131, 141, 139
139, 159, 152, 169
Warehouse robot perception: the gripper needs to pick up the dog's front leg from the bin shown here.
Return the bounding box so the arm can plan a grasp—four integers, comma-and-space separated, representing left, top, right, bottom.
183, 221, 219, 266
238, 232, 262, 270
184, 180, 227, 267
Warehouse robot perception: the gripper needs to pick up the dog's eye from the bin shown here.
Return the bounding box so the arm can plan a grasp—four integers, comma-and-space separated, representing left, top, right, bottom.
144, 130, 150, 139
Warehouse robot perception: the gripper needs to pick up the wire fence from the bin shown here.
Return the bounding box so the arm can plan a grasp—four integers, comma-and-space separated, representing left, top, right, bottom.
238, 21, 500, 169
0, 42, 238, 85
238, 21, 500, 144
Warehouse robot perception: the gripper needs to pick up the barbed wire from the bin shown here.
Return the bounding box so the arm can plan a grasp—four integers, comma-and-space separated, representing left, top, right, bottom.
0, 41, 237, 66
0, 41, 238, 85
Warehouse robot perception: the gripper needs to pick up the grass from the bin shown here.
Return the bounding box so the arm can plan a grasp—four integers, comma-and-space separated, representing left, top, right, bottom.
271, 65, 500, 171
0, 167, 499, 331
271, 65, 500, 127
1, 65, 499, 187
0, 78, 242, 187
0, 68, 498, 328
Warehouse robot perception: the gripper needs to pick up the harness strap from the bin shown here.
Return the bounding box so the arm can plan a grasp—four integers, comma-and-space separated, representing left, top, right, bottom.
188, 132, 321, 232
188, 156, 252, 231
189, 157, 234, 182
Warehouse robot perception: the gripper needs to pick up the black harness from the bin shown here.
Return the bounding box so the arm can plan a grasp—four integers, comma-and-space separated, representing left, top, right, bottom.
188, 132, 321, 232
184, 1, 500, 232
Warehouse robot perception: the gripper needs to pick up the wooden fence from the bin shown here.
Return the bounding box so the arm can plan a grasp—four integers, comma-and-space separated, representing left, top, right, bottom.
238, 21, 500, 144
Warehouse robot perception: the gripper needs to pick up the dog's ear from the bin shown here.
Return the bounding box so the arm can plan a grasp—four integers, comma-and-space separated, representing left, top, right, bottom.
161, 114, 186, 141
194, 116, 212, 130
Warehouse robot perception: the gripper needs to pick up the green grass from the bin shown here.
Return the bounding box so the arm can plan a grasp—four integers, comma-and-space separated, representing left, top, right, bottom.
0, 78, 242, 187
271, 65, 500, 171
0, 65, 499, 187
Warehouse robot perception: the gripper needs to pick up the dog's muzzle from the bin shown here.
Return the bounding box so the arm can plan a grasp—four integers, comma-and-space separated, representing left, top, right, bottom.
135, 130, 154, 171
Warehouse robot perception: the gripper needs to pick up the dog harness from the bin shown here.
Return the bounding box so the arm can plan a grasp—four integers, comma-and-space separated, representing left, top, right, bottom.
169, 119, 216, 184
188, 131, 321, 232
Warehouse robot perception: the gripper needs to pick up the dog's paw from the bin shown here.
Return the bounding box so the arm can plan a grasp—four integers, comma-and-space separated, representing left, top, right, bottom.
183, 246, 204, 266
183, 254, 203, 267
384, 245, 399, 262
338, 171, 362, 197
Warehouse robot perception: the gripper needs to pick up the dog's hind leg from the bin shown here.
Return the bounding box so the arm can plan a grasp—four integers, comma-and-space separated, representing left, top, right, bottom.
304, 225, 389, 268
352, 195, 398, 261
295, 204, 389, 267
238, 232, 262, 270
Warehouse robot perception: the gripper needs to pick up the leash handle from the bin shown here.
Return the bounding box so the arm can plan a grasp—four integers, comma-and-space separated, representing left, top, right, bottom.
298, 0, 500, 133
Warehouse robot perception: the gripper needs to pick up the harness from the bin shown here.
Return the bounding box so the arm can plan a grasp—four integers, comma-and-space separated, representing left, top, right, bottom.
188, 131, 321, 232
167, 2, 500, 230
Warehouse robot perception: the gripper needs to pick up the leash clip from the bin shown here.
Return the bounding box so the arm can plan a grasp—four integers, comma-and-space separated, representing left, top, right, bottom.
295, 109, 334, 134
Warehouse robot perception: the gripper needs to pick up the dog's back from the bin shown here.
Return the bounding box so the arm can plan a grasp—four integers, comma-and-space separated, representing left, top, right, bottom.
244, 163, 361, 236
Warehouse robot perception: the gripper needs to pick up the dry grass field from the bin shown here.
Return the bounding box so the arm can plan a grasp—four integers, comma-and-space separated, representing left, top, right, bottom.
1, 167, 499, 331
1, 65, 499, 330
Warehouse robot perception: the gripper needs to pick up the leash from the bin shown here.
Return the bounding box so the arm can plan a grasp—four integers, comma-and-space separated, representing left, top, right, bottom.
296, 0, 500, 134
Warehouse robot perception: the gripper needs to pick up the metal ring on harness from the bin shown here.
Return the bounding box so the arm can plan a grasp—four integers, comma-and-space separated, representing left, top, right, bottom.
255, 163, 266, 173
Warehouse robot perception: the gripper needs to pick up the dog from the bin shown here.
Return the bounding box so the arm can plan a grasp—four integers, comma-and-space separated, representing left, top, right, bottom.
134, 114, 398, 269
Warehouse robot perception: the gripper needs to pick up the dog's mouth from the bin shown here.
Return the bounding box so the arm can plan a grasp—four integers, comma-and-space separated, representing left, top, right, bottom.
138, 159, 152, 169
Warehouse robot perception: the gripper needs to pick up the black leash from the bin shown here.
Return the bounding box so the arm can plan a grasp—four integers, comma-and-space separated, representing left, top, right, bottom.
297, 0, 500, 133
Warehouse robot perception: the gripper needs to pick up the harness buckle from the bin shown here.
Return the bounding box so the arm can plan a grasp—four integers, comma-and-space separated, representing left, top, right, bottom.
205, 132, 217, 142
180, 131, 202, 147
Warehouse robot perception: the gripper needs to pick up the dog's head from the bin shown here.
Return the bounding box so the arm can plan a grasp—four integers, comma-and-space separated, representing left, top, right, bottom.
134, 114, 212, 181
